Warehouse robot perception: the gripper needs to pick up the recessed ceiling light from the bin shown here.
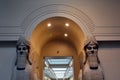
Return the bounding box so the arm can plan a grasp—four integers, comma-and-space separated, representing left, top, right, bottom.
65, 23, 69, 27
47, 23, 51, 27
64, 33, 68, 37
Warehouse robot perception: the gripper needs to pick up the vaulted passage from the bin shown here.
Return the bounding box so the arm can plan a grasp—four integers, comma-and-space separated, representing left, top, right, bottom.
29, 17, 85, 80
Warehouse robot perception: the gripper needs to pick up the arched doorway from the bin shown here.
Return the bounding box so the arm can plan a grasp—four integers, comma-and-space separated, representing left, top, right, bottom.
29, 17, 85, 80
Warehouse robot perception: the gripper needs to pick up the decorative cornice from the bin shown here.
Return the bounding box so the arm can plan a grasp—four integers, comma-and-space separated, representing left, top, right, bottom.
93, 26, 120, 41
0, 26, 23, 41
0, 26, 23, 34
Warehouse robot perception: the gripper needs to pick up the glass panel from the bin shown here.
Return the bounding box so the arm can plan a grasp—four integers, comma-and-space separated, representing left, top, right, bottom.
43, 57, 74, 80
48, 58, 71, 64
52, 68, 67, 71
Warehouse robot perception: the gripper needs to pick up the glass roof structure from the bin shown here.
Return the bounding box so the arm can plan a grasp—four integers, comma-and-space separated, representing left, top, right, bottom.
48, 58, 70, 64
44, 57, 74, 79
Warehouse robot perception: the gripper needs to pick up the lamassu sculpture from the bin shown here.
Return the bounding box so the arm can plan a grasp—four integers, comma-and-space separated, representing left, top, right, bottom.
12, 36, 32, 80
82, 36, 104, 80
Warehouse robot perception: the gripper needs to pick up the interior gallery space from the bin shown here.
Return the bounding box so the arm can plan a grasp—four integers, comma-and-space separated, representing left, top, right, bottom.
0, 0, 120, 80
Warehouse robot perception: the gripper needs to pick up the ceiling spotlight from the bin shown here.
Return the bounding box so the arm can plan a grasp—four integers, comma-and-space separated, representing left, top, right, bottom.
65, 23, 69, 27
64, 33, 68, 37
47, 23, 51, 27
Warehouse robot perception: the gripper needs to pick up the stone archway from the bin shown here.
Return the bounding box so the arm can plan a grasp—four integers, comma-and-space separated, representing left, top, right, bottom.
22, 4, 95, 40
21, 4, 95, 80
29, 17, 84, 80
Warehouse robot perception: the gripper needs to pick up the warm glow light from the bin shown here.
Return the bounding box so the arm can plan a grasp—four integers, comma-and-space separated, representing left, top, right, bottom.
65, 23, 69, 27
64, 33, 68, 37
47, 23, 51, 27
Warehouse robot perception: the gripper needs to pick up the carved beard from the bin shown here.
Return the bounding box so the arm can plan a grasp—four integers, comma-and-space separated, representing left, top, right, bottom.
88, 53, 98, 69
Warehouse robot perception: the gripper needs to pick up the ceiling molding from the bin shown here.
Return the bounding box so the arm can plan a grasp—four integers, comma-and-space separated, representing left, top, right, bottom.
93, 26, 120, 41
0, 26, 23, 41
